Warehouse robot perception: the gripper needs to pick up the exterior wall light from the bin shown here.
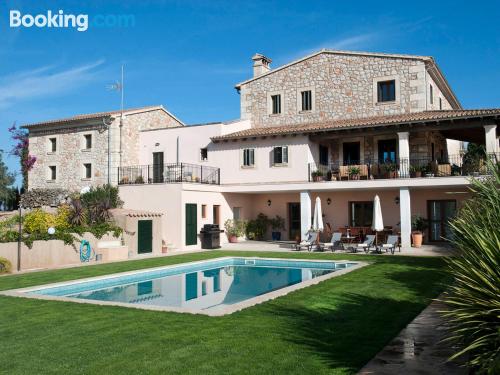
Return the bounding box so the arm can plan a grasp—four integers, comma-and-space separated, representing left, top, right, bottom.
326, 198, 332, 205
267, 199, 272, 206
394, 197, 400, 205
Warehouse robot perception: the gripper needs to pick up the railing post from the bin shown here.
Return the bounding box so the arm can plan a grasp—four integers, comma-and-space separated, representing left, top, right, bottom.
180, 163, 183, 182
308, 163, 311, 182
117, 167, 120, 185
201, 165, 203, 183
218, 168, 220, 185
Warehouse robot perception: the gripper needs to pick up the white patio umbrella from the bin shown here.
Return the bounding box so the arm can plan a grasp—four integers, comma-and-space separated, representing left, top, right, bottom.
372, 195, 384, 232
312, 197, 324, 232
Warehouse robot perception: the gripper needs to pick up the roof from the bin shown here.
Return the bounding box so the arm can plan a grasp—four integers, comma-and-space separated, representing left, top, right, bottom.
22, 105, 184, 129
235, 49, 461, 109
211, 109, 500, 141
109, 208, 163, 218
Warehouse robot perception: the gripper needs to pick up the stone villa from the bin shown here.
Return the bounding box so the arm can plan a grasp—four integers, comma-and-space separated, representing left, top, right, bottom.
24, 49, 500, 252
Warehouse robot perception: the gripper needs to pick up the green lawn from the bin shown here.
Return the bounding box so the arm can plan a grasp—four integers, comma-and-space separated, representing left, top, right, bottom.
0, 251, 451, 374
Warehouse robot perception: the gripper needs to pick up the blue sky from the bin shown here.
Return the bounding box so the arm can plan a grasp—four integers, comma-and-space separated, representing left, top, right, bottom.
1, 0, 499, 185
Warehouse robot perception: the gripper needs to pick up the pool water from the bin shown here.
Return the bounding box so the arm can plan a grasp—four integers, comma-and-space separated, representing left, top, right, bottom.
26, 258, 357, 314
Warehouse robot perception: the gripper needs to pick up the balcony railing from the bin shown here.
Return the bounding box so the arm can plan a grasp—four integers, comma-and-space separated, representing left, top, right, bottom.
308, 153, 499, 182
118, 163, 220, 185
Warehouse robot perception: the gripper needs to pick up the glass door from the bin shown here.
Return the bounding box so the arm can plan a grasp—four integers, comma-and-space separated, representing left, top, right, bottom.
288, 203, 301, 241
428, 200, 457, 241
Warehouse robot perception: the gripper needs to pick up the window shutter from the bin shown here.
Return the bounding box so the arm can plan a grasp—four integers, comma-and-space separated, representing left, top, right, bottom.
250, 149, 254, 165
283, 146, 288, 164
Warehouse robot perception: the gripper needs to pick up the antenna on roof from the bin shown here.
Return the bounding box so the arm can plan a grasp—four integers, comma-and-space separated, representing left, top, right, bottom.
107, 65, 125, 173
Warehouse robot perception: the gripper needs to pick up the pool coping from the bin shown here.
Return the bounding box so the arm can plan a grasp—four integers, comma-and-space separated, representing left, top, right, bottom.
0, 257, 368, 316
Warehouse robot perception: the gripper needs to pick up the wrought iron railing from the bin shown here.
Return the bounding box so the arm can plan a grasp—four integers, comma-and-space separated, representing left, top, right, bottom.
308, 153, 499, 182
118, 163, 220, 185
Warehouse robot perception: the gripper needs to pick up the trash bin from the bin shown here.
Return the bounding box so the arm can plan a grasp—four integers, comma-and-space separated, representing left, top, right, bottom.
200, 224, 222, 249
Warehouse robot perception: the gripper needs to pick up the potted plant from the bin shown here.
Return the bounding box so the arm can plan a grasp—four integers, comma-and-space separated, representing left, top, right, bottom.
245, 213, 268, 240
224, 219, 246, 243
120, 176, 129, 184
269, 215, 285, 241
134, 176, 145, 184
311, 170, 324, 182
410, 165, 424, 178
384, 162, 397, 178
451, 164, 461, 176
411, 215, 429, 248
348, 166, 360, 180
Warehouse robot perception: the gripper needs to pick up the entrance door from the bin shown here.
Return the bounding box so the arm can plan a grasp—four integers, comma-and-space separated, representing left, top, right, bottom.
428, 200, 457, 241
137, 220, 153, 254
152, 152, 164, 183
288, 203, 301, 241
185, 204, 198, 246
343, 142, 360, 165
378, 139, 397, 163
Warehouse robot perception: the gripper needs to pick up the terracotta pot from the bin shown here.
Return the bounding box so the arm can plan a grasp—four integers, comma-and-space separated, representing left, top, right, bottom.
412, 232, 423, 247
313, 176, 323, 182
161, 246, 168, 254
414, 171, 422, 178
229, 235, 238, 243
350, 174, 360, 180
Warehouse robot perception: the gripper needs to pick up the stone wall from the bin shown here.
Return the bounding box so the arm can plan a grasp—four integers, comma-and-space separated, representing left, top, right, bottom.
28, 108, 182, 191
239, 52, 453, 128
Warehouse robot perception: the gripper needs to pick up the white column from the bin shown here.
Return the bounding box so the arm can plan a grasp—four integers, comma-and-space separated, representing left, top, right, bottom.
399, 187, 412, 248
398, 132, 410, 178
484, 124, 499, 154
300, 191, 312, 241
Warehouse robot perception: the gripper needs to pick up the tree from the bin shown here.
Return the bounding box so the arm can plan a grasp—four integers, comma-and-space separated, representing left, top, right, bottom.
8, 123, 36, 190
0, 151, 15, 210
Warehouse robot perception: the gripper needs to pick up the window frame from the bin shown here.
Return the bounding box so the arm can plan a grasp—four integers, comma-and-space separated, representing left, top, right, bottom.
83, 163, 92, 180
377, 80, 396, 103
272, 146, 289, 167
241, 148, 255, 168
348, 201, 374, 227
297, 86, 315, 113
48, 165, 57, 181
201, 204, 207, 219
200, 148, 208, 162
373, 76, 400, 106
84, 134, 92, 150
271, 94, 281, 114
267, 90, 284, 115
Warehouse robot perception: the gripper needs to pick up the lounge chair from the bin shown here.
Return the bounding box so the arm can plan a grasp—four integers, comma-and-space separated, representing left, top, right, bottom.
355, 234, 376, 253
295, 231, 319, 251
378, 235, 400, 254
321, 232, 343, 252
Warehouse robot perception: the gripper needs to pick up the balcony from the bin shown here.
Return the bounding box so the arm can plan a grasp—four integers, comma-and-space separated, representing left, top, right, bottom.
308, 153, 498, 182
118, 163, 220, 185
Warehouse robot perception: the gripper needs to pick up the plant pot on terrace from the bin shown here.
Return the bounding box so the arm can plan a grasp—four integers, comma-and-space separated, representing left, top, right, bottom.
311, 170, 324, 182
411, 215, 429, 248
269, 215, 285, 241
224, 219, 247, 244
348, 166, 360, 180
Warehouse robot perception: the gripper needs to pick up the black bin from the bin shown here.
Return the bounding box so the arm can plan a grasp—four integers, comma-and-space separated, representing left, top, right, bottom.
200, 224, 222, 249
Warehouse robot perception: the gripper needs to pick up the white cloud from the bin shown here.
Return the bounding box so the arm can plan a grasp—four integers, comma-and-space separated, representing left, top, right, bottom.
0, 60, 105, 109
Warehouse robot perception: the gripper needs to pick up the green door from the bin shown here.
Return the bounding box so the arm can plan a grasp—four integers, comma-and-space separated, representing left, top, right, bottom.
137, 220, 153, 254
185, 204, 198, 246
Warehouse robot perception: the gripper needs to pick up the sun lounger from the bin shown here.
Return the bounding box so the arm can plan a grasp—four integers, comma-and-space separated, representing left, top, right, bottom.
378, 235, 400, 254
321, 232, 343, 252
355, 234, 376, 253
295, 231, 319, 251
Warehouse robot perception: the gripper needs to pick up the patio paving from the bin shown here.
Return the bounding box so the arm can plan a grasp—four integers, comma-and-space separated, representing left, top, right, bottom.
358, 299, 467, 375
220, 240, 457, 257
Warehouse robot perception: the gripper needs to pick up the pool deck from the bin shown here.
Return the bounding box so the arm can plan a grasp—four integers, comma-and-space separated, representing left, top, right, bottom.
359, 299, 467, 375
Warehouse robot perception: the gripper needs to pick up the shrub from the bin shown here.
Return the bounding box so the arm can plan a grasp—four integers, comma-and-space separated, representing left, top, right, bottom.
0, 230, 19, 243
224, 219, 247, 237
80, 185, 122, 210
269, 215, 285, 231
23, 209, 56, 234
68, 198, 87, 226
246, 213, 268, 240
442, 161, 500, 373
54, 205, 71, 230
0, 257, 12, 274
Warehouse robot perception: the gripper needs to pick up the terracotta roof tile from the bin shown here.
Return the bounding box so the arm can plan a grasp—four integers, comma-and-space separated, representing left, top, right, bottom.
22, 105, 165, 128
212, 109, 500, 141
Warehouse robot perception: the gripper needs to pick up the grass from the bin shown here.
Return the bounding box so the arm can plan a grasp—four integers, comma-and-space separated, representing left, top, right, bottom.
0, 251, 451, 374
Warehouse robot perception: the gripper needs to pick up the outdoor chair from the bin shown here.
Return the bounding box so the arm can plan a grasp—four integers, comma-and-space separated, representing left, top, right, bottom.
355, 234, 376, 253
378, 235, 400, 254
321, 232, 344, 252
295, 231, 319, 251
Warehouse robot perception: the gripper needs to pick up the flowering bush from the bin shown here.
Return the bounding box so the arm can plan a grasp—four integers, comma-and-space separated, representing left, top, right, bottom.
23, 209, 56, 234
8, 123, 36, 189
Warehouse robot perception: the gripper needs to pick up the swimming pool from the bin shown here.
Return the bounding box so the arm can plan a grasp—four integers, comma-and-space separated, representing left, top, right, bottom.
5, 257, 364, 316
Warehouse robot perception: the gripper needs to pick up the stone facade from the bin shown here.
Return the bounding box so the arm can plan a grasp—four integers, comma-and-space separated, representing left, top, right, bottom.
239, 52, 456, 128
27, 108, 182, 191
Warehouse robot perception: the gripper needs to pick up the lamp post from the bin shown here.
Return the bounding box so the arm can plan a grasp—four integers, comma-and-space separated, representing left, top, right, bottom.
17, 206, 21, 272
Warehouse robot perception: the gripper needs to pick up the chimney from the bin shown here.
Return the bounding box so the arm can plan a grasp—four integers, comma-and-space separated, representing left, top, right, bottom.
252, 53, 272, 77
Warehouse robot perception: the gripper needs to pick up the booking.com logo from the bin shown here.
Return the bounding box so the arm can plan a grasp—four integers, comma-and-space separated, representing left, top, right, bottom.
9, 10, 136, 32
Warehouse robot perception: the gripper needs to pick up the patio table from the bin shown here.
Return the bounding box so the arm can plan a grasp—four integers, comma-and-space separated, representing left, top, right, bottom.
341, 236, 357, 252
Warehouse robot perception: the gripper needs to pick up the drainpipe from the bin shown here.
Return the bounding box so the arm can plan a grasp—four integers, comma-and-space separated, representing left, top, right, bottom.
176, 136, 180, 164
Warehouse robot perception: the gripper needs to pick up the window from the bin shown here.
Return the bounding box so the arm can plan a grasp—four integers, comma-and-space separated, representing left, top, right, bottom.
319, 145, 329, 165
430, 84, 434, 105
343, 142, 360, 165
377, 80, 396, 102
49, 138, 57, 152
301, 90, 312, 111
49, 166, 57, 181
272, 146, 288, 165
242, 148, 255, 167
200, 148, 208, 161
439, 97, 442, 110
83, 163, 92, 179
271, 94, 281, 114
84, 134, 92, 149
349, 201, 374, 227
233, 207, 241, 220
201, 204, 207, 219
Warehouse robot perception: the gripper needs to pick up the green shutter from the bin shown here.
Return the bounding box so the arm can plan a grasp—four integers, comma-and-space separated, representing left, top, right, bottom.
185, 204, 198, 246
137, 220, 153, 253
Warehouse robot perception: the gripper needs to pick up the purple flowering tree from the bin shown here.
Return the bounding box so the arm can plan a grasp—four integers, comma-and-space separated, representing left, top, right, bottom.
9, 123, 36, 190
